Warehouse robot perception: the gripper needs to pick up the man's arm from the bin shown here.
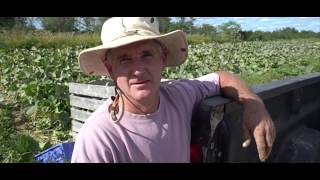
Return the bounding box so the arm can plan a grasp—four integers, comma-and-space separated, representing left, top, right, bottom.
216, 71, 276, 162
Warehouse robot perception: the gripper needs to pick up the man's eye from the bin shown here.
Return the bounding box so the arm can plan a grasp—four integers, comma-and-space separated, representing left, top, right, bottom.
120, 58, 131, 64
142, 53, 153, 59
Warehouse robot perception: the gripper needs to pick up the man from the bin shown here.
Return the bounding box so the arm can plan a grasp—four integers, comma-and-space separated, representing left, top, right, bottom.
71, 17, 276, 163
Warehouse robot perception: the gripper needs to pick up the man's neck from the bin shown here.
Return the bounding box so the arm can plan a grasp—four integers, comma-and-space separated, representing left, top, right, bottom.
121, 94, 160, 115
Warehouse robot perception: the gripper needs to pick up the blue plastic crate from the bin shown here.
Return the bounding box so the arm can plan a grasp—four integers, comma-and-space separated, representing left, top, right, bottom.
34, 141, 75, 163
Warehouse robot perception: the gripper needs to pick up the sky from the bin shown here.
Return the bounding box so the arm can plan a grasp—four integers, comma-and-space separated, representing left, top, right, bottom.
174, 17, 320, 32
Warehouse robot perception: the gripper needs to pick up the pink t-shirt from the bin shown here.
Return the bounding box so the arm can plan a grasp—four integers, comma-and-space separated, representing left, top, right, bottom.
71, 73, 220, 163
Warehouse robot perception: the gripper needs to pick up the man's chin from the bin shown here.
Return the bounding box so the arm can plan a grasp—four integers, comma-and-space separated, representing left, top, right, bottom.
131, 91, 153, 101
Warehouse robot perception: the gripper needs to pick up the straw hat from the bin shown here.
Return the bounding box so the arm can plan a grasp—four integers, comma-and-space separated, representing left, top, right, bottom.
78, 17, 188, 76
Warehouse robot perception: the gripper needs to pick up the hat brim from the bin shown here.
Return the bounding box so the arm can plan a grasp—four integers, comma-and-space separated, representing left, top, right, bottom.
78, 30, 188, 76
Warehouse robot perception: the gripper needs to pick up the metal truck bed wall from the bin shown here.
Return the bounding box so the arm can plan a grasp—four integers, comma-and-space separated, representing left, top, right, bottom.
192, 72, 320, 162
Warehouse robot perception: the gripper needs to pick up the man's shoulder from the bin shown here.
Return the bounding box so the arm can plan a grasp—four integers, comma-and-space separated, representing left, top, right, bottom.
159, 78, 198, 101
195, 72, 219, 82
160, 73, 220, 102
161, 73, 219, 87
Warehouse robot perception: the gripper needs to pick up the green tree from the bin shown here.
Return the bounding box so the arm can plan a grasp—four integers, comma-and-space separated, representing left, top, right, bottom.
167, 17, 196, 34
157, 17, 171, 33
198, 23, 217, 35
177, 17, 196, 24
75, 17, 96, 32
24, 17, 38, 30
93, 17, 111, 32
218, 21, 242, 41
241, 30, 253, 41
248, 30, 266, 41
0, 17, 16, 29
0, 17, 32, 30
41, 17, 77, 32
279, 27, 299, 39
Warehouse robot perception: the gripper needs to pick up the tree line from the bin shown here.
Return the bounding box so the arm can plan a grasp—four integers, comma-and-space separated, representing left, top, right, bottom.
1, 17, 319, 42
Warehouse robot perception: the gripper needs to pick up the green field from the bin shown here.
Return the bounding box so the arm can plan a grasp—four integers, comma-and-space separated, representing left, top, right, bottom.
164, 39, 320, 84
1, 38, 320, 162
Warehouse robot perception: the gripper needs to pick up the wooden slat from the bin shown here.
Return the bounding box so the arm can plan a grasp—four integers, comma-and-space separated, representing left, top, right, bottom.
70, 95, 105, 111
72, 120, 84, 133
70, 107, 92, 123
71, 131, 78, 140
69, 79, 172, 98
69, 82, 115, 98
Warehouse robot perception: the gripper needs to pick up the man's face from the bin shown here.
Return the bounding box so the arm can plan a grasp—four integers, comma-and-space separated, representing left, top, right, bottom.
105, 40, 167, 103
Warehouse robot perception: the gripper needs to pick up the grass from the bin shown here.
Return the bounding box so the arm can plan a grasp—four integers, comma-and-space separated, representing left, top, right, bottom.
186, 34, 216, 44
0, 105, 39, 162
0, 30, 231, 49
0, 103, 70, 163
241, 56, 320, 86
0, 86, 71, 163
0, 30, 101, 49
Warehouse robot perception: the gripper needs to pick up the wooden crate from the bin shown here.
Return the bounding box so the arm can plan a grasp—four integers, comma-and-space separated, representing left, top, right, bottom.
69, 80, 115, 138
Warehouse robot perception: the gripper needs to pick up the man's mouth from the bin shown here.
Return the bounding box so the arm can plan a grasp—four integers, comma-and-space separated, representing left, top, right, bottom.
131, 80, 150, 85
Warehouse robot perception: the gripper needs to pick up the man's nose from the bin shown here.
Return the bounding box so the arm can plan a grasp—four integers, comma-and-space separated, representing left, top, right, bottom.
133, 67, 146, 76
132, 60, 147, 76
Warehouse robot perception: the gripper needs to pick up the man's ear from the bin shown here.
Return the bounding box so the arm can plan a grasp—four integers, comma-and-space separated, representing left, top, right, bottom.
103, 60, 115, 79
161, 48, 168, 69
